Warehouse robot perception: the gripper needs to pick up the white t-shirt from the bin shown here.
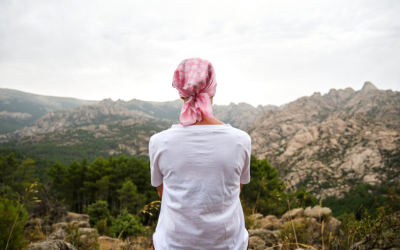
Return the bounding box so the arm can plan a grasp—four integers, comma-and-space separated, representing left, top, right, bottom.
149, 124, 251, 250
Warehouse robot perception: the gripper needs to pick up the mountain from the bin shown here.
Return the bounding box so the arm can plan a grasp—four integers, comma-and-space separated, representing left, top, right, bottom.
0, 92, 277, 164
213, 103, 280, 130
248, 82, 400, 198
2, 82, 398, 198
0, 88, 98, 134
0, 89, 277, 141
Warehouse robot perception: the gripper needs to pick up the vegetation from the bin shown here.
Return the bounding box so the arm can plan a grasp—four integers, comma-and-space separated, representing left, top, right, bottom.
323, 184, 387, 219
0, 149, 399, 249
110, 209, 147, 239
66, 222, 99, 250
0, 198, 28, 250
241, 155, 317, 217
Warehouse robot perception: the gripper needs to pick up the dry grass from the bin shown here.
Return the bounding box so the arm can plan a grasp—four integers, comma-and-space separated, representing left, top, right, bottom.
98, 236, 153, 250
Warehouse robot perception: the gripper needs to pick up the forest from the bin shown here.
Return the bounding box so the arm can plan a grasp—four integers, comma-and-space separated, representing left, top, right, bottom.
0, 151, 398, 250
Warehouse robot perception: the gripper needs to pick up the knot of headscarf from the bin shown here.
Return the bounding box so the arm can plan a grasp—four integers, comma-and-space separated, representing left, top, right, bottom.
172, 58, 217, 125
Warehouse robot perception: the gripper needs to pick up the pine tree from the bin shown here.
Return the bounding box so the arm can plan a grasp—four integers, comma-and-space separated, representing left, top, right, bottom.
14, 159, 38, 196
118, 180, 145, 214
241, 155, 286, 216
0, 153, 18, 187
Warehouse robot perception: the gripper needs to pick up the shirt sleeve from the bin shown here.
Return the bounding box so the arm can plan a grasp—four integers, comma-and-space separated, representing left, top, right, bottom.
240, 134, 251, 184
149, 135, 163, 187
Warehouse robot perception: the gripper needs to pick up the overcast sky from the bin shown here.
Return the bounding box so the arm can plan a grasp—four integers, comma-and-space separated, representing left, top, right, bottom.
0, 0, 399, 107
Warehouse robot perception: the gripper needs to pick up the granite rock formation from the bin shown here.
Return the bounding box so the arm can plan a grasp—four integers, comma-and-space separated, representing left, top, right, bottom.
248, 82, 400, 198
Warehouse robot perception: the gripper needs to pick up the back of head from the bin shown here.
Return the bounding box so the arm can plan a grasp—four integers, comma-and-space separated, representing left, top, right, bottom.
172, 58, 217, 125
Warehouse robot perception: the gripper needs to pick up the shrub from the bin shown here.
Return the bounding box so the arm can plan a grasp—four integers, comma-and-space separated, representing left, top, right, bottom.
241, 155, 286, 216
111, 209, 147, 239
87, 200, 113, 227
346, 188, 400, 250
0, 198, 28, 250
95, 218, 111, 236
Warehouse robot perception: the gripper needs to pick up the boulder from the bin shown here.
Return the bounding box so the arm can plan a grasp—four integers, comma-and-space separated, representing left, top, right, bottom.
256, 217, 282, 230
255, 218, 270, 229
26, 240, 76, 250
52, 221, 89, 230
98, 236, 119, 243
49, 228, 66, 240
249, 236, 266, 250
248, 213, 264, 221
78, 228, 98, 236
265, 215, 278, 221
304, 206, 332, 222
53, 222, 68, 230
281, 208, 304, 222
324, 217, 341, 234
74, 221, 91, 228
65, 212, 90, 223
127, 236, 152, 249
249, 229, 278, 246
98, 236, 122, 249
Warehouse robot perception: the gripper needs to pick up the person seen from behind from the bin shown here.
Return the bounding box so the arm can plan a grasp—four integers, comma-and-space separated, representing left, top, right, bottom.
149, 58, 251, 250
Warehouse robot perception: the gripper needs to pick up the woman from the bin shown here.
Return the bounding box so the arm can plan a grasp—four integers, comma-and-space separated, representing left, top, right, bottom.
149, 58, 251, 250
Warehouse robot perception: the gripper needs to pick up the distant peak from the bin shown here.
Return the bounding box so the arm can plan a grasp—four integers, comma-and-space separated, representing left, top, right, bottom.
362, 81, 378, 92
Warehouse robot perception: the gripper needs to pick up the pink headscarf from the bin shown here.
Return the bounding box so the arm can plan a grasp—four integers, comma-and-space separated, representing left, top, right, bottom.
172, 58, 217, 125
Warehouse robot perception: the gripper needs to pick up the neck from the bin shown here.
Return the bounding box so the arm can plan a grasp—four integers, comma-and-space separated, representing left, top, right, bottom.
189, 113, 224, 125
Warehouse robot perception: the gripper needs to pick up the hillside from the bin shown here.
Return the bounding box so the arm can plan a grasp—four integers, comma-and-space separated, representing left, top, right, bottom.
0, 94, 276, 164
1, 82, 399, 198
248, 82, 400, 198
0, 88, 99, 134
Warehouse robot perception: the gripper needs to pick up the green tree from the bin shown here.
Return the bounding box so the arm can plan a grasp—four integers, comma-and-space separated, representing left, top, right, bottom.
110, 209, 146, 239
87, 200, 113, 227
288, 186, 318, 209
14, 158, 38, 196
241, 155, 286, 216
0, 153, 18, 187
84, 157, 107, 206
47, 162, 67, 192
0, 198, 28, 250
64, 161, 86, 213
118, 180, 145, 214
96, 176, 110, 201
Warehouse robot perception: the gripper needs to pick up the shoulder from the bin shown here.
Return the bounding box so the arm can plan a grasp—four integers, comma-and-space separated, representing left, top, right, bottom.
227, 126, 251, 143
149, 126, 177, 145
150, 129, 167, 144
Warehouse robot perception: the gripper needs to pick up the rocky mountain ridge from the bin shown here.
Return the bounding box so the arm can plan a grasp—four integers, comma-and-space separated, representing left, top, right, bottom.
0, 94, 278, 142
1, 82, 398, 198
0, 88, 98, 134
0, 91, 277, 162
248, 82, 400, 198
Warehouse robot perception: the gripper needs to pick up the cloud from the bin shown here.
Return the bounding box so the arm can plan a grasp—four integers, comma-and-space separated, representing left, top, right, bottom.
0, 0, 399, 107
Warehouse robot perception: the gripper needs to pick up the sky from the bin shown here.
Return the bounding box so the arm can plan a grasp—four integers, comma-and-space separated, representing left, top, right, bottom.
0, 0, 399, 107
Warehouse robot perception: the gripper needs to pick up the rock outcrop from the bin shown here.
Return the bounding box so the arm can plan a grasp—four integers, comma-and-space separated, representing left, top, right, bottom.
26, 211, 97, 242
248, 82, 400, 198
213, 102, 279, 129
26, 240, 76, 250
248, 206, 342, 250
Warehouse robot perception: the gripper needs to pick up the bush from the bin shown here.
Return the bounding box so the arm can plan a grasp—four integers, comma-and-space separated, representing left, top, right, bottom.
346, 187, 400, 250
0, 198, 28, 250
241, 155, 286, 216
286, 186, 318, 209
95, 218, 111, 236
87, 200, 113, 227
111, 209, 147, 239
